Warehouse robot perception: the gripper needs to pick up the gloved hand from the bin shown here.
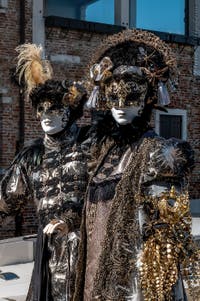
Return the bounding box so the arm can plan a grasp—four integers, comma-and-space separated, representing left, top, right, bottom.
43, 219, 69, 236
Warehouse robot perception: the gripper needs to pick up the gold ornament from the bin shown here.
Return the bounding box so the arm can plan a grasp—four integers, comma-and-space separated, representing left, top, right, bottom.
139, 187, 200, 301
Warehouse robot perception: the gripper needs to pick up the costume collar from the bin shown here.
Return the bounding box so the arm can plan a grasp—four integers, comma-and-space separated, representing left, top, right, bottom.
44, 123, 79, 150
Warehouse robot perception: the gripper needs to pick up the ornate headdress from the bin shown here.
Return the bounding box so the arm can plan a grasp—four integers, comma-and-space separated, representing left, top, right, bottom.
15, 44, 86, 109
86, 29, 177, 110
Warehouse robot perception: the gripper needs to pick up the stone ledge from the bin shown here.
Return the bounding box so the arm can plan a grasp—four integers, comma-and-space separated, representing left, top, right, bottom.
0, 235, 36, 266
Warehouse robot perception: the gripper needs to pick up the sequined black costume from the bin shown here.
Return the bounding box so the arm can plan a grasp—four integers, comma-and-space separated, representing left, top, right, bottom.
0, 123, 90, 301
0, 42, 90, 301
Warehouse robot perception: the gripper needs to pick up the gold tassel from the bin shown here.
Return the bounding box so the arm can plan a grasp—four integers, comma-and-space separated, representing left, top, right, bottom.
139, 187, 200, 301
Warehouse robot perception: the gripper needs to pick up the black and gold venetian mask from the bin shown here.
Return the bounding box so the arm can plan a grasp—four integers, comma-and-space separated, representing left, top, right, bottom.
87, 57, 148, 110
104, 65, 148, 108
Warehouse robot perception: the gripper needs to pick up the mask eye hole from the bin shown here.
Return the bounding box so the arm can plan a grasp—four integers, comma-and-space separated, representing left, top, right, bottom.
37, 106, 43, 113
48, 104, 59, 112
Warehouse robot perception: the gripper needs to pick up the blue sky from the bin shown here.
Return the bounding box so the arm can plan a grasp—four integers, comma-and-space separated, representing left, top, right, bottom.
86, 0, 185, 34
86, 0, 114, 25
136, 0, 185, 34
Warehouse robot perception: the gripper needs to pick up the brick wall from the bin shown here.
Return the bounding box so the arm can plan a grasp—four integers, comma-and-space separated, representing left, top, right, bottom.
170, 43, 200, 199
0, 1, 200, 238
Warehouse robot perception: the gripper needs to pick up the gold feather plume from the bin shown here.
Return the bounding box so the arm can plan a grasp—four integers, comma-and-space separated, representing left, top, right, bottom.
15, 43, 53, 95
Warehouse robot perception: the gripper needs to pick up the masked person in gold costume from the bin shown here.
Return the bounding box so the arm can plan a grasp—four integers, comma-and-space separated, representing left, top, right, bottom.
74, 29, 200, 301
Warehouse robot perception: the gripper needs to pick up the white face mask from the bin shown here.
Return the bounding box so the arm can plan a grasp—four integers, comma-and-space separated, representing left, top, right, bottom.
37, 100, 69, 135
111, 106, 140, 125
40, 112, 67, 135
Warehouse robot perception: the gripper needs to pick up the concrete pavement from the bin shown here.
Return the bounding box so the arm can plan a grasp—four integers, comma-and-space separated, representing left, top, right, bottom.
0, 261, 33, 301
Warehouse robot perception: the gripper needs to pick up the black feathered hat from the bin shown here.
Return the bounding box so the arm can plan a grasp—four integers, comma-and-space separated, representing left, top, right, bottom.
15, 44, 86, 111
86, 29, 177, 111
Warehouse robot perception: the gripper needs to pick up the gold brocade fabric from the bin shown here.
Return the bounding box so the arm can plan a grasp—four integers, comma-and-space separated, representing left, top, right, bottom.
74, 135, 199, 301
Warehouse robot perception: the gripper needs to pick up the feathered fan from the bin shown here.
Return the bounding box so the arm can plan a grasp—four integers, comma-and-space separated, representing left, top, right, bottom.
15, 43, 53, 95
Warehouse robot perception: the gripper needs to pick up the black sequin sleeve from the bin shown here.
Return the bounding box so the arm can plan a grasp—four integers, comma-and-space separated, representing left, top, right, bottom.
0, 157, 34, 225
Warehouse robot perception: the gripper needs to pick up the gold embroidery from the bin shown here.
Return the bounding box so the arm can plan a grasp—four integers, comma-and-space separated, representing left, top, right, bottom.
139, 187, 200, 301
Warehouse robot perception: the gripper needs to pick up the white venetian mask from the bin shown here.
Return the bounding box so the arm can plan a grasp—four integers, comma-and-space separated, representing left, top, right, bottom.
111, 106, 140, 125
37, 101, 69, 135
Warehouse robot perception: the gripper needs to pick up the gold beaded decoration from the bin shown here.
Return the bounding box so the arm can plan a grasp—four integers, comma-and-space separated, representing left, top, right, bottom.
139, 186, 200, 301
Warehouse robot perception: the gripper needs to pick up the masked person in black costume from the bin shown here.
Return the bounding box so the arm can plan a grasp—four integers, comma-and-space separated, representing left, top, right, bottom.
74, 29, 200, 301
0, 44, 90, 301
